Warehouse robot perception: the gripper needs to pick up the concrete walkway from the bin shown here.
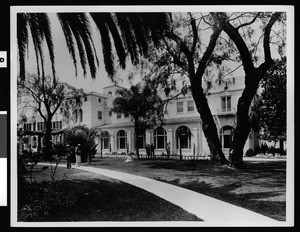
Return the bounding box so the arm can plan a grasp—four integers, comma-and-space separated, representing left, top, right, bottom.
40, 162, 283, 226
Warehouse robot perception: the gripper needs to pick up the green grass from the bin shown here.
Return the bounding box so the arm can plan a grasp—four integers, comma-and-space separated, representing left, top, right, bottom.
88, 158, 286, 221
18, 166, 202, 222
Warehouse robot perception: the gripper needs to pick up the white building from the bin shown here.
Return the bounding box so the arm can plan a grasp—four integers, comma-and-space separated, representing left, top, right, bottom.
18, 77, 258, 159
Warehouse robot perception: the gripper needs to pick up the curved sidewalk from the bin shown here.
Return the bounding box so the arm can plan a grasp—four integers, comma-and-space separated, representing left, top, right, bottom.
40, 162, 282, 226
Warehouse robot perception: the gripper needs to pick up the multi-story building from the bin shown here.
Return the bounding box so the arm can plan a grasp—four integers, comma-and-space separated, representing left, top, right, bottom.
18, 77, 258, 159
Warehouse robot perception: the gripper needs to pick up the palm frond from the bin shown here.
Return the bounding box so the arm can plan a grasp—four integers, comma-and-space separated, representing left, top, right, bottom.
127, 13, 148, 57
100, 13, 126, 69
57, 13, 78, 76
17, 13, 29, 80
37, 13, 56, 80
115, 13, 139, 65
90, 13, 115, 78
28, 13, 45, 78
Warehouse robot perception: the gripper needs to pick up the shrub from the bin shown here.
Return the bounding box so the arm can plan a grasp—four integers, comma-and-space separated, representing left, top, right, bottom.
260, 143, 269, 154
245, 148, 255, 157
266, 146, 276, 154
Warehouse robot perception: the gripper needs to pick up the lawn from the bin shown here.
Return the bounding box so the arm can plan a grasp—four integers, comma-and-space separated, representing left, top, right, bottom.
18, 166, 202, 222
87, 157, 286, 221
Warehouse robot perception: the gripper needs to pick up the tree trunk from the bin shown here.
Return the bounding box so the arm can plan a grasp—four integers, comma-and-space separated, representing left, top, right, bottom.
229, 75, 260, 167
190, 79, 229, 165
179, 135, 182, 160
279, 139, 284, 155
134, 121, 140, 159
44, 119, 53, 160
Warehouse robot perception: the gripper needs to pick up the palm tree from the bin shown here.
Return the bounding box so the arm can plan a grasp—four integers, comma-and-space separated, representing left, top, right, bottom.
64, 125, 101, 164
17, 12, 170, 81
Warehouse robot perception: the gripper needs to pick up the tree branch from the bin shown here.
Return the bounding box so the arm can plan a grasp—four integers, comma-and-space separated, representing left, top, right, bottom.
263, 12, 282, 66
190, 15, 198, 54
195, 16, 224, 77
236, 12, 261, 30
222, 14, 255, 75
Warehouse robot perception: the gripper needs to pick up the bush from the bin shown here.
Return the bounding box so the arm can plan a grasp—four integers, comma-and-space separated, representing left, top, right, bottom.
266, 146, 276, 154
260, 143, 269, 154
245, 148, 255, 157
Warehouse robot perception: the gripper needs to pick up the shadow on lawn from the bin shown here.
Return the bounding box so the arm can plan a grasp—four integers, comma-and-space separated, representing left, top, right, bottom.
155, 177, 286, 221
143, 160, 286, 181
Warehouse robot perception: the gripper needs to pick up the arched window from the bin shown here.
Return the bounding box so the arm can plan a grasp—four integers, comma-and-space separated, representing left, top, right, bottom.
79, 109, 83, 122
102, 131, 110, 149
176, 126, 191, 149
73, 110, 78, 123
220, 126, 234, 148
154, 127, 167, 149
117, 130, 127, 149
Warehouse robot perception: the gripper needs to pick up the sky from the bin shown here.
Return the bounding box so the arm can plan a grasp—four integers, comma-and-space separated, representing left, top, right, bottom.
23, 13, 139, 94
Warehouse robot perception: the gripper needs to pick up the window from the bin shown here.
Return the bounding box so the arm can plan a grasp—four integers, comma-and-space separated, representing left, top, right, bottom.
176, 126, 191, 149
117, 130, 127, 149
24, 123, 32, 131
109, 111, 112, 117
177, 102, 184, 113
32, 137, 37, 148
124, 113, 129, 118
187, 100, 194, 112
59, 121, 62, 129
98, 98, 101, 102
79, 109, 83, 122
32, 122, 36, 131
60, 107, 63, 113
102, 131, 110, 149
84, 96, 87, 102
117, 112, 122, 119
41, 122, 45, 131
137, 132, 146, 149
221, 96, 231, 112
108, 91, 112, 96
98, 111, 102, 120
73, 110, 78, 122
154, 127, 167, 149
220, 126, 234, 148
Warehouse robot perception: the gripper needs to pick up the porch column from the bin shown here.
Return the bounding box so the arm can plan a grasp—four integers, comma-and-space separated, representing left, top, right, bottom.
127, 131, 132, 152
110, 132, 115, 153
146, 130, 151, 145
167, 128, 173, 154
192, 127, 198, 157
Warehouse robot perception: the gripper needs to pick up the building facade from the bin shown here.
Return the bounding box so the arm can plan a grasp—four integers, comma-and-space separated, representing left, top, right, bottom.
18, 77, 258, 159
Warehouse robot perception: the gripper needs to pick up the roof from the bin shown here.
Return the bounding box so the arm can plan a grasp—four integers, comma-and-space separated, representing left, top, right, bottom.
103, 84, 126, 89
85, 91, 110, 99
95, 122, 134, 130
163, 116, 201, 124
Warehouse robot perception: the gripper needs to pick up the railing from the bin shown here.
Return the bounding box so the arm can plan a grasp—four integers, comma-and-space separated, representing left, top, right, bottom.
217, 107, 236, 115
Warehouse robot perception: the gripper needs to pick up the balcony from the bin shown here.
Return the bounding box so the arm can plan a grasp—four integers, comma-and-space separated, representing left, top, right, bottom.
216, 107, 236, 115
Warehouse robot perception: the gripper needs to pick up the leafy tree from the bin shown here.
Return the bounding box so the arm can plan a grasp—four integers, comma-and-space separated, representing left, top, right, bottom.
112, 80, 164, 159
17, 74, 85, 159
17, 12, 170, 80
219, 12, 284, 167
64, 125, 101, 163
251, 58, 286, 152
146, 12, 285, 167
